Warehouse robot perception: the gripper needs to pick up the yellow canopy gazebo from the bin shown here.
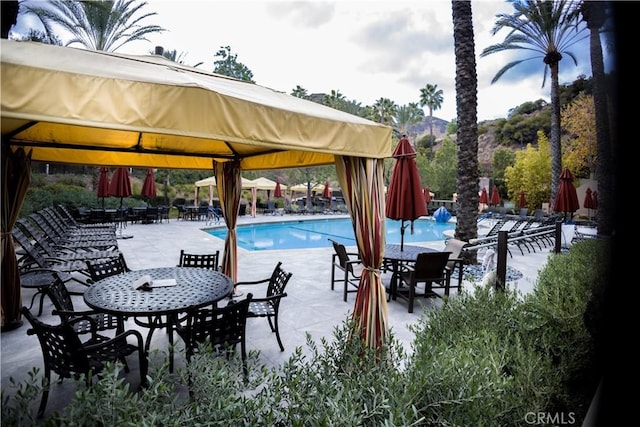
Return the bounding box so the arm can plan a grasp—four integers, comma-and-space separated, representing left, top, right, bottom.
1, 40, 392, 348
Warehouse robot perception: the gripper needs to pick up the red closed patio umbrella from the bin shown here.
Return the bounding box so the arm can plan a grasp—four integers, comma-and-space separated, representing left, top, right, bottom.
274, 178, 283, 198
97, 166, 110, 208
553, 167, 579, 221
583, 187, 595, 220
490, 186, 501, 206
423, 186, 432, 203
322, 180, 331, 199
109, 167, 132, 210
385, 136, 427, 251
141, 168, 157, 205
479, 187, 489, 205
518, 190, 527, 209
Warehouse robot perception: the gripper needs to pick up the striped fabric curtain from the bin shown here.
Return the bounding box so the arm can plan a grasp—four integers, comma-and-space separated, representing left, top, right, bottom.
335, 155, 389, 349
214, 160, 242, 282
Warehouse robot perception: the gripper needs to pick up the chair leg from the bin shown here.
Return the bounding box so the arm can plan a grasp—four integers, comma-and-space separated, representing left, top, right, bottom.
408, 282, 415, 313
272, 316, 284, 352
37, 370, 51, 418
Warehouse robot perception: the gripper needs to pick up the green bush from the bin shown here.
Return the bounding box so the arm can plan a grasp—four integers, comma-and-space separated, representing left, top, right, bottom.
2, 241, 606, 425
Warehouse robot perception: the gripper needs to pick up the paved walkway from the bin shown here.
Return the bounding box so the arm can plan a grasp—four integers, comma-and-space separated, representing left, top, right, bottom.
1, 213, 552, 418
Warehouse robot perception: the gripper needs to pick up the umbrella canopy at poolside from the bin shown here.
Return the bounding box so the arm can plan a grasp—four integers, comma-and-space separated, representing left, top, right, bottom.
518, 190, 527, 209
141, 168, 157, 205
274, 179, 283, 198
97, 166, 110, 208
385, 136, 427, 251
479, 187, 489, 205
322, 180, 331, 199
553, 167, 580, 220
109, 167, 132, 209
490, 186, 501, 206
583, 187, 596, 220
423, 187, 432, 203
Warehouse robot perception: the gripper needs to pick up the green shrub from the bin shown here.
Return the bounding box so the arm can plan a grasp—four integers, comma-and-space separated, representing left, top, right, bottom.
2, 241, 606, 425
409, 285, 557, 425
520, 239, 609, 420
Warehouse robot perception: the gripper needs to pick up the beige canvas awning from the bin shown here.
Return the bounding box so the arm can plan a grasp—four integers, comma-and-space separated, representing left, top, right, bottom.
1, 40, 392, 170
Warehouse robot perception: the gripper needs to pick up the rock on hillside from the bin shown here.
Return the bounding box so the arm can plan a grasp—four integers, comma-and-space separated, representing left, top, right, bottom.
419, 117, 512, 172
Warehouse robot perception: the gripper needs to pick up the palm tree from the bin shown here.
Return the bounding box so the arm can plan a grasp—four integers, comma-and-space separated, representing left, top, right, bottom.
452, 0, 479, 266
480, 0, 586, 209
323, 89, 346, 110
581, 1, 614, 237
394, 103, 424, 143
372, 97, 397, 127
419, 83, 444, 159
22, 0, 165, 52
291, 85, 309, 99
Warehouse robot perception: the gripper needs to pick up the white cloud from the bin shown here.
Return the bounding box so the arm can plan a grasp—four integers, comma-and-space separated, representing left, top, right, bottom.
12, 0, 612, 122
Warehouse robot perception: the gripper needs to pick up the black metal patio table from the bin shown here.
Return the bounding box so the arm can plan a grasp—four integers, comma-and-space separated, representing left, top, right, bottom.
84, 267, 233, 371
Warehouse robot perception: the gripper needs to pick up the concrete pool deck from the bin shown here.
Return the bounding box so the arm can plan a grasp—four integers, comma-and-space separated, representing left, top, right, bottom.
1, 213, 553, 418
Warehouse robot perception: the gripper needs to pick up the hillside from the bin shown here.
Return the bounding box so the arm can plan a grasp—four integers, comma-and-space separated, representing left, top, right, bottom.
411, 115, 506, 171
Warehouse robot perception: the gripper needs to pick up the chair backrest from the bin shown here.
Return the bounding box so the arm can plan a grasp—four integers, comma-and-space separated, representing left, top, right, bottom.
265, 262, 292, 299
178, 249, 220, 270
329, 239, 353, 273
443, 239, 466, 268
86, 253, 130, 282
21, 306, 91, 377
12, 225, 51, 270
182, 293, 252, 354
44, 274, 76, 312
412, 251, 451, 281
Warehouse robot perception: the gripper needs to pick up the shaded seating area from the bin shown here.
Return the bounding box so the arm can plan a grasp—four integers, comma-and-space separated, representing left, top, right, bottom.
235, 262, 292, 352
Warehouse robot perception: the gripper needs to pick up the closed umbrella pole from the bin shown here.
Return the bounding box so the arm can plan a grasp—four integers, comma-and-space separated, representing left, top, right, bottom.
385, 136, 427, 251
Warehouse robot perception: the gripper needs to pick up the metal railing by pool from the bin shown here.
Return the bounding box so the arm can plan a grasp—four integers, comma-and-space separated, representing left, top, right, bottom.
206, 217, 455, 251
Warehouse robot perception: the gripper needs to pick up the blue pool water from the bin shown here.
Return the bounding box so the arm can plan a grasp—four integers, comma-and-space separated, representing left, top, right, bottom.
206, 218, 455, 251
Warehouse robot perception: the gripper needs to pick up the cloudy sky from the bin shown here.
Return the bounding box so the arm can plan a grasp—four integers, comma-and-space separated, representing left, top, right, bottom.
12, 0, 615, 122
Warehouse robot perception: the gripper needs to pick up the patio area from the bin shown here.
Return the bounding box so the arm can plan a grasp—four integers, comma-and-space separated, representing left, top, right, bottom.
1, 213, 552, 418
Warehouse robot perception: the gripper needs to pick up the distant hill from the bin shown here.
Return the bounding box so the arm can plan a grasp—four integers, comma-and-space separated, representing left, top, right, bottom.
408, 116, 449, 140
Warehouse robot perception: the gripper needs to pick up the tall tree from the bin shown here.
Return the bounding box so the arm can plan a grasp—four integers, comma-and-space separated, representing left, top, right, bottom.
451, 0, 479, 264
22, 0, 165, 52
1, 0, 19, 39
581, 1, 614, 237
291, 85, 309, 99
394, 103, 424, 142
213, 45, 254, 82
480, 0, 586, 210
323, 89, 346, 110
419, 83, 444, 159
372, 97, 398, 127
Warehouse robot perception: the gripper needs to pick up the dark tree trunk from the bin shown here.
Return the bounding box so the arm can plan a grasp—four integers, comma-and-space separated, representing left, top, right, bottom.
549, 61, 562, 208
452, 0, 478, 264
1, 1, 19, 39
583, 2, 614, 237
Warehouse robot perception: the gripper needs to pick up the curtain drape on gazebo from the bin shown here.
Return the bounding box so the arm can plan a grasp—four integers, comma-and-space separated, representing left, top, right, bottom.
335, 155, 388, 349
1, 145, 31, 330
214, 161, 242, 283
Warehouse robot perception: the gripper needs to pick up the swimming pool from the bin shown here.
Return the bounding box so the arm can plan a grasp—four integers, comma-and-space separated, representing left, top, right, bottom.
206, 218, 455, 251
